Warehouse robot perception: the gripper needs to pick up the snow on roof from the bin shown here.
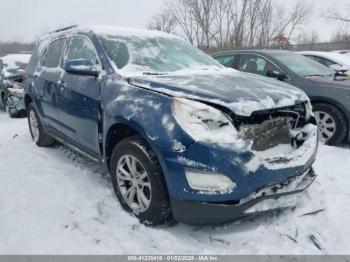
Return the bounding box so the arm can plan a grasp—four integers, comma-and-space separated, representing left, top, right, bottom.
78, 25, 180, 39
42, 25, 179, 40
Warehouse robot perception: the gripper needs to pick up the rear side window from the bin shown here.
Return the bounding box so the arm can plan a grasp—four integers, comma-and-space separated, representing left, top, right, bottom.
45, 38, 66, 68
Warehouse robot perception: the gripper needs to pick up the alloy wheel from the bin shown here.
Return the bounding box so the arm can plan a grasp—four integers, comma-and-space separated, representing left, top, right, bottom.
116, 154, 152, 213
314, 111, 336, 143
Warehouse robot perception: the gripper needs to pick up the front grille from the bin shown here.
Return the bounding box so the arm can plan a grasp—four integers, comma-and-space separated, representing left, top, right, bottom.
243, 118, 291, 151
230, 103, 309, 152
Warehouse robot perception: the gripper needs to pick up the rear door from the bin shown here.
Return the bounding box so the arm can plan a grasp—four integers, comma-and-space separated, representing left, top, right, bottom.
57, 35, 102, 156
34, 38, 66, 132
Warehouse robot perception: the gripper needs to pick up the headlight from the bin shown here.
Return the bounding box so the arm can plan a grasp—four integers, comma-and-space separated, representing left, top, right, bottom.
185, 169, 236, 193
8, 88, 24, 98
172, 98, 240, 146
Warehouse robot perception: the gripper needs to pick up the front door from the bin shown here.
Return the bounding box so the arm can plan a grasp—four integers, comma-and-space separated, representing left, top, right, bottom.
239, 54, 293, 85
57, 36, 102, 156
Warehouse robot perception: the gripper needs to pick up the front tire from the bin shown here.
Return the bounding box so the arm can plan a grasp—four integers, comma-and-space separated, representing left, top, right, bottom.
110, 136, 172, 226
313, 103, 347, 145
27, 103, 55, 147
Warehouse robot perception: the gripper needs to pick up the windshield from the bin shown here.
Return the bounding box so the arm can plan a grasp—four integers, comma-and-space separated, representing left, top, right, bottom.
272, 53, 334, 77
99, 35, 221, 75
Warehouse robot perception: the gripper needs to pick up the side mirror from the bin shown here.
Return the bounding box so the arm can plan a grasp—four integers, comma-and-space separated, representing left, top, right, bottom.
266, 69, 287, 81
329, 64, 345, 72
64, 59, 100, 77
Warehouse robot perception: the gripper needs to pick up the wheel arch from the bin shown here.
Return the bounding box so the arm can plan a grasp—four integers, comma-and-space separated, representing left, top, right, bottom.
104, 123, 151, 171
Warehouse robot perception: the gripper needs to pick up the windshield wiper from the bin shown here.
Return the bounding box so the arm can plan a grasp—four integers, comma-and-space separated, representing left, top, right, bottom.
304, 74, 328, 78
142, 71, 167, 76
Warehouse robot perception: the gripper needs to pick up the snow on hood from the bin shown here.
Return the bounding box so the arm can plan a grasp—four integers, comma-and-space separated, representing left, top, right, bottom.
129, 68, 309, 116
1, 54, 31, 78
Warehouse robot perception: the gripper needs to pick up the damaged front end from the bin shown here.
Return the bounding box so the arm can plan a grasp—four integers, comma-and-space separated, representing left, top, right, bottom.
165, 99, 318, 225
234, 101, 318, 172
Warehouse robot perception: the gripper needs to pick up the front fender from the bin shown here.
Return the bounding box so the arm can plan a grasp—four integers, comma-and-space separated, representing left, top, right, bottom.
102, 76, 194, 153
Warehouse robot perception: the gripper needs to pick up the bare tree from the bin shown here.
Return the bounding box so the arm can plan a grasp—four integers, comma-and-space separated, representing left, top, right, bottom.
165, 0, 197, 44
150, 0, 312, 50
282, 1, 313, 40
325, 9, 350, 23
147, 8, 177, 33
295, 31, 319, 45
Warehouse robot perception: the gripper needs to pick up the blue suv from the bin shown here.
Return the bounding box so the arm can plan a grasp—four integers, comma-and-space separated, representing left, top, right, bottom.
24, 25, 318, 225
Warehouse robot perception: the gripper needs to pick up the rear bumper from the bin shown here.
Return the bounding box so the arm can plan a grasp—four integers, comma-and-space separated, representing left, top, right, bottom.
171, 168, 316, 225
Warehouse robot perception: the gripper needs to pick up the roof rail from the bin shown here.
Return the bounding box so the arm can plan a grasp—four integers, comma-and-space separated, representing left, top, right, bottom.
49, 25, 79, 34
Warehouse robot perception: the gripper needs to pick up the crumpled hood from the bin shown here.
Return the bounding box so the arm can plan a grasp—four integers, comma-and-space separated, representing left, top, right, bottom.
128, 68, 308, 116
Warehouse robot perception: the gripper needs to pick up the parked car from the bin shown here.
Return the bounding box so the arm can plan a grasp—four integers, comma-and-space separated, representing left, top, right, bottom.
332, 50, 350, 56
24, 25, 317, 226
299, 51, 350, 77
212, 50, 350, 145
0, 54, 31, 117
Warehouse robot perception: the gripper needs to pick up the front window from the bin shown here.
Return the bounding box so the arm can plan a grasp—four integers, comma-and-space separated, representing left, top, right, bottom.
65, 37, 100, 66
99, 35, 221, 74
239, 54, 279, 76
272, 53, 334, 77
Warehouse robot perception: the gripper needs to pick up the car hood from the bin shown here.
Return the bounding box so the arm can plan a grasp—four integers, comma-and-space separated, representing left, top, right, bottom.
128, 68, 308, 116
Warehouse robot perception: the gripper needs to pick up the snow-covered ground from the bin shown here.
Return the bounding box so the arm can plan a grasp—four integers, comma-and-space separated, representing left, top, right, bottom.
0, 112, 350, 255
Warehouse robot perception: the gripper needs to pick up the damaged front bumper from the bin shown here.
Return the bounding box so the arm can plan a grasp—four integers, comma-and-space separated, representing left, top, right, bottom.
156, 120, 318, 225
171, 168, 316, 225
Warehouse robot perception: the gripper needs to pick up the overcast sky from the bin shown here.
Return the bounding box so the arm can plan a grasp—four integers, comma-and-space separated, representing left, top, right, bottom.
0, 0, 348, 43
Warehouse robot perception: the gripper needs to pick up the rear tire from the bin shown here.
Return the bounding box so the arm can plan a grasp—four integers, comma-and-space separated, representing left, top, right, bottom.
313, 103, 347, 145
110, 136, 172, 226
27, 103, 55, 147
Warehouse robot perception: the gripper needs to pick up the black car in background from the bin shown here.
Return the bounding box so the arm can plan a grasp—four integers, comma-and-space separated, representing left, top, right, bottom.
212, 50, 350, 145
0, 54, 31, 117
